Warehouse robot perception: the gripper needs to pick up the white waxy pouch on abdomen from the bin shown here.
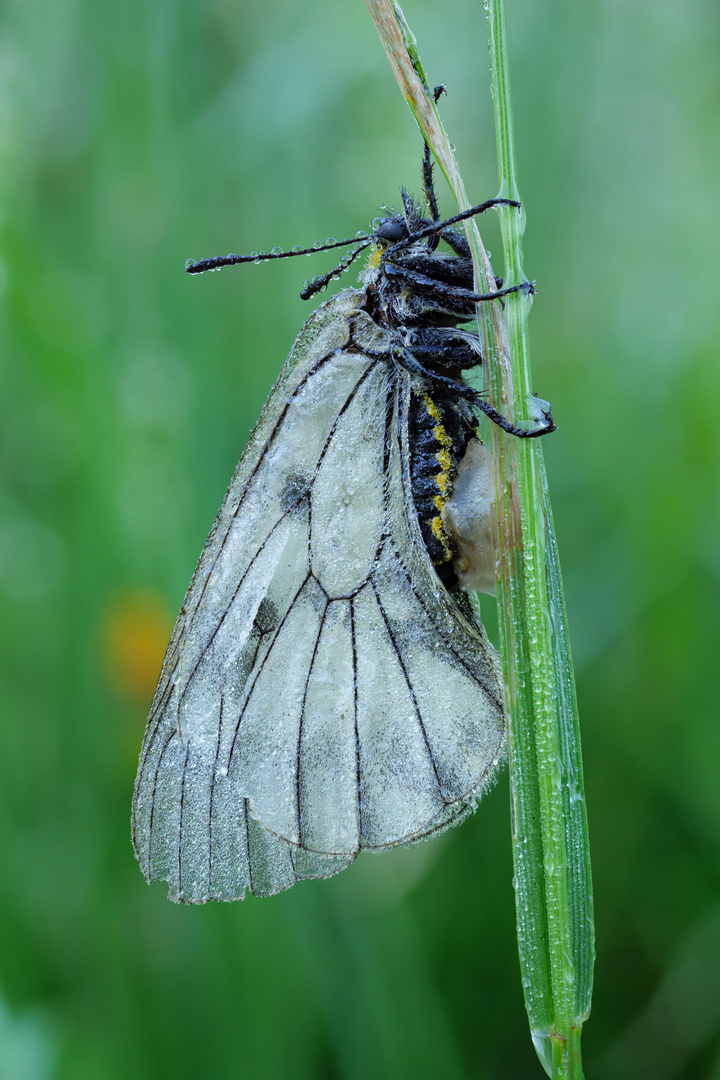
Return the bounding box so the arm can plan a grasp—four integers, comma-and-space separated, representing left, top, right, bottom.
442, 438, 498, 596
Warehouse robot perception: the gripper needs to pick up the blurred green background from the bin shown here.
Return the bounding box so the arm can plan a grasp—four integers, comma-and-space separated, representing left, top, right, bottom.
1, 0, 719, 1076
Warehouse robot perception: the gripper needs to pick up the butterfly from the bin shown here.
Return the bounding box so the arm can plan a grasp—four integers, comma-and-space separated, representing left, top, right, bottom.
132, 151, 554, 903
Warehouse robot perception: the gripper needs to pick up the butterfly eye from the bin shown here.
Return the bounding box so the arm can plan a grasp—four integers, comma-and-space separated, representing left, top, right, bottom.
373, 217, 408, 243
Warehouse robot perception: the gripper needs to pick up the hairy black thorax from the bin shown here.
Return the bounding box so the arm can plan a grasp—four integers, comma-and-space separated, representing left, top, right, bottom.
359, 193, 487, 590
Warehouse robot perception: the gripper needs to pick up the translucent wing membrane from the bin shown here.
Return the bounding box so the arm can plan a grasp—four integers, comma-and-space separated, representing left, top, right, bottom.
132, 291, 505, 902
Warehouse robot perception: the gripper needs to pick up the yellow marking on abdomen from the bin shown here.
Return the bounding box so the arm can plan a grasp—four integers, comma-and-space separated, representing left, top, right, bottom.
423, 393, 455, 507
431, 515, 453, 563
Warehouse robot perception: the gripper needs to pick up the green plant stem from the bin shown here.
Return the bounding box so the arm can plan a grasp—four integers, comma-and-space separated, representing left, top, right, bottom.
365, 2, 594, 1077
486, 3, 593, 1077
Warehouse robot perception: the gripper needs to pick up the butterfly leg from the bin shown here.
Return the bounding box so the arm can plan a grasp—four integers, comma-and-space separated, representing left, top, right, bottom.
393, 348, 556, 439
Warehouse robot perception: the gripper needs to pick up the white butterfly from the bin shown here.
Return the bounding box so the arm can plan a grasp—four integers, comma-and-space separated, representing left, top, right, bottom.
132, 191, 552, 903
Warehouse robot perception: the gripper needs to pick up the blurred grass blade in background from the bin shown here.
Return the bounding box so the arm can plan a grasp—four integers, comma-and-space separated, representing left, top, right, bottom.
365, 2, 594, 1076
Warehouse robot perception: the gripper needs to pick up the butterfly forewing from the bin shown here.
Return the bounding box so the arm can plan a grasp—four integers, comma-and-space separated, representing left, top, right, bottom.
132, 289, 505, 903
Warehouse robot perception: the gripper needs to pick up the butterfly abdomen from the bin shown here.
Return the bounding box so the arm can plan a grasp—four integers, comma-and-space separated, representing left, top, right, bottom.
408, 386, 478, 589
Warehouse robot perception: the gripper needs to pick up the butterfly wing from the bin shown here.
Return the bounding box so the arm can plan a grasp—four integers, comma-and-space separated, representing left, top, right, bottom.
132, 289, 504, 903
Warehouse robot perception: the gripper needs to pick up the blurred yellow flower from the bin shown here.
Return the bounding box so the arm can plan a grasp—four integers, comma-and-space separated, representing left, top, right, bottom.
103, 592, 171, 705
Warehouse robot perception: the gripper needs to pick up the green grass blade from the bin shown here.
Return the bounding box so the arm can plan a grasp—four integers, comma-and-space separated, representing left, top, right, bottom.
487, 2, 594, 1074
365, 2, 595, 1076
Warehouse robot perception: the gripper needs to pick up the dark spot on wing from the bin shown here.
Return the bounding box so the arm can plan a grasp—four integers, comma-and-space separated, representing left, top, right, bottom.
254, 598, 278, 635
280, 472, 310, 512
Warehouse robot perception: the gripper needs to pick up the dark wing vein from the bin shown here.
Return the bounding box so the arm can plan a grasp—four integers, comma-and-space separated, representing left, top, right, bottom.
387, 542, 503, 713
295, 600, 330, 848
134, 664, 179, 830
369, 581, 446, 805
349, 597, 362, 841
226, 570, 313, 767
207, 692, 225, 895
177, 740, 191, 895
244, 798, 253, 895
146, 728, 175, 871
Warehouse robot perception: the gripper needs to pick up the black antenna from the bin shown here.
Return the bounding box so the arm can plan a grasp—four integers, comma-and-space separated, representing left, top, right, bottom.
185, 233, 370, 275
300, 240, 371, 301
